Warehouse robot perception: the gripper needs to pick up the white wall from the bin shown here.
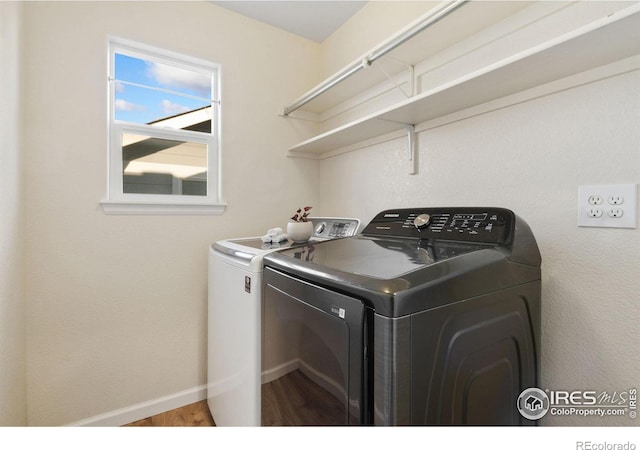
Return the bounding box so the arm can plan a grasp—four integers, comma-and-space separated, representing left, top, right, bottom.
21, 1, 320, 425
0, 1, 27, 427
12, 0, 640, 427
317, 2, 640, 426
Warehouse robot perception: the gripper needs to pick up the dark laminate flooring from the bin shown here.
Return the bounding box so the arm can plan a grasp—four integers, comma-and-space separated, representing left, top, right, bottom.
262, 369, 346, 426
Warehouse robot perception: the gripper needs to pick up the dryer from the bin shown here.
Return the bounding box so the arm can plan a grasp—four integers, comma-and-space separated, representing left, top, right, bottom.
261, 207, 541, 425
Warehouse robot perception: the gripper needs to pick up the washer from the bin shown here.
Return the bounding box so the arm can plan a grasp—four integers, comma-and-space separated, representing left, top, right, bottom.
261, 207, 541, 425
207, 217, 359, 426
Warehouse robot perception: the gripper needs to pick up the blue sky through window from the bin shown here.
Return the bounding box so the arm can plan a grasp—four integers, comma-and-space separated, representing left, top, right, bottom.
114, 53, 212, 125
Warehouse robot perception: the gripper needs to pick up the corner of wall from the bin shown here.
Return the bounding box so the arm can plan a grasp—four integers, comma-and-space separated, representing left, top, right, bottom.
0, 1, 27, 426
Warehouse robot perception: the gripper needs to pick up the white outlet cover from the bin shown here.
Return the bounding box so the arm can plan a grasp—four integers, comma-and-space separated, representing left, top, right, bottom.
578, 184, 637, 228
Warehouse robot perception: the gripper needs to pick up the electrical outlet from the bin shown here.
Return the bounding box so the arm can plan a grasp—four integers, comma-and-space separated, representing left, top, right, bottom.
608, 208, 623, 218
578, 184, 637, 228
608, 195, 624, 205
588, 195, 603, 205
587, 207, 603, 218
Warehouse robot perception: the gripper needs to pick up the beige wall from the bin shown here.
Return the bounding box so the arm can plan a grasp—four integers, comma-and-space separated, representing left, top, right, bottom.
8, 0, 640, 427
317, 1, 640, 426
0, 1, 27, 427
320, 1, 437, 76
21, 1, 320, 425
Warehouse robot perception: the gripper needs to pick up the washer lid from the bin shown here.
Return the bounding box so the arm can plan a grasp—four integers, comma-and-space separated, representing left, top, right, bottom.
212, 217, 360, 261
278, 235, 485, 280
263, 235, 518, 317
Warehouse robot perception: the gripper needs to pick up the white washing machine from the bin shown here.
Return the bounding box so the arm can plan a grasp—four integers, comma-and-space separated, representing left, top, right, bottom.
207, 217, 360, 426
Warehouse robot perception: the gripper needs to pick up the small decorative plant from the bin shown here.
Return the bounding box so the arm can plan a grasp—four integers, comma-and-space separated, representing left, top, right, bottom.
291, 206, 312, 223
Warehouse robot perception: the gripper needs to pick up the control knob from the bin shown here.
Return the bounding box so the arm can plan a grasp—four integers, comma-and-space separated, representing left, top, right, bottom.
413, 213, 431, 229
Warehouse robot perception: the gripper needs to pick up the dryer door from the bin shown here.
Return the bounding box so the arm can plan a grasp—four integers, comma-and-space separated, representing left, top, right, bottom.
262, 267, 368, 425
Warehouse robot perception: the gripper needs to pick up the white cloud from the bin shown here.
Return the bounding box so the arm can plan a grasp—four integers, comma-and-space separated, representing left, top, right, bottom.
161, 99, 190, 115
147, 62, 211, 98
115, 99, 144, 112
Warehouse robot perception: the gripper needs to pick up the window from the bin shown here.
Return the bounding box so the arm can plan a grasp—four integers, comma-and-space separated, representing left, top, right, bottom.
102, 37, 224, 214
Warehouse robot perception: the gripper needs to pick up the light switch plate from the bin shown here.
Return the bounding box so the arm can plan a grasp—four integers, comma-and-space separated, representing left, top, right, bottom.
578, 184, 637, 228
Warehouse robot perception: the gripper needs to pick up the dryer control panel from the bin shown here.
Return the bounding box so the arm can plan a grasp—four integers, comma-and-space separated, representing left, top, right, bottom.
363, 207, 514, 245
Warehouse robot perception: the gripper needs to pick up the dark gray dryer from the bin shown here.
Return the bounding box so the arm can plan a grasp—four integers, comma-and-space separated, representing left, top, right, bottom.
261, 207, 541, 426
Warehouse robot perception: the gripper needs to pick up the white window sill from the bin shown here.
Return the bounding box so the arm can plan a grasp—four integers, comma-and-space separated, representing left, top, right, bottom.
100, 200, 226, 215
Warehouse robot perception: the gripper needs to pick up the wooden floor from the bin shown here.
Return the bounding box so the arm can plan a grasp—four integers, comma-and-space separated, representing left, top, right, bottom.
262, 369, 347, 426
124, 400, 215, 426
126, 370, 347, 426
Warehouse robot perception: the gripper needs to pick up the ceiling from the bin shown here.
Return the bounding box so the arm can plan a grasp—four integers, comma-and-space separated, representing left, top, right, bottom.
212, 1, 367, 43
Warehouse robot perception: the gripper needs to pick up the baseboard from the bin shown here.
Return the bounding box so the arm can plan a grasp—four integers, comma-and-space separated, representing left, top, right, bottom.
298, 360, 345, 403
262, 358, 346, 402
261, 358, 299, 384
65, 384, 207, 427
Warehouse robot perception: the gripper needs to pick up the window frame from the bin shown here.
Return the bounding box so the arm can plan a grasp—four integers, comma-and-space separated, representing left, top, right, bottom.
102, 36, 224, 215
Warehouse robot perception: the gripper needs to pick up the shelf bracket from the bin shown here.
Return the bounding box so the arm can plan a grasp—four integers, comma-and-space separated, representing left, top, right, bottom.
378, 119, 418, 174
372, 59, 415, 99
405, 124, 418, 175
